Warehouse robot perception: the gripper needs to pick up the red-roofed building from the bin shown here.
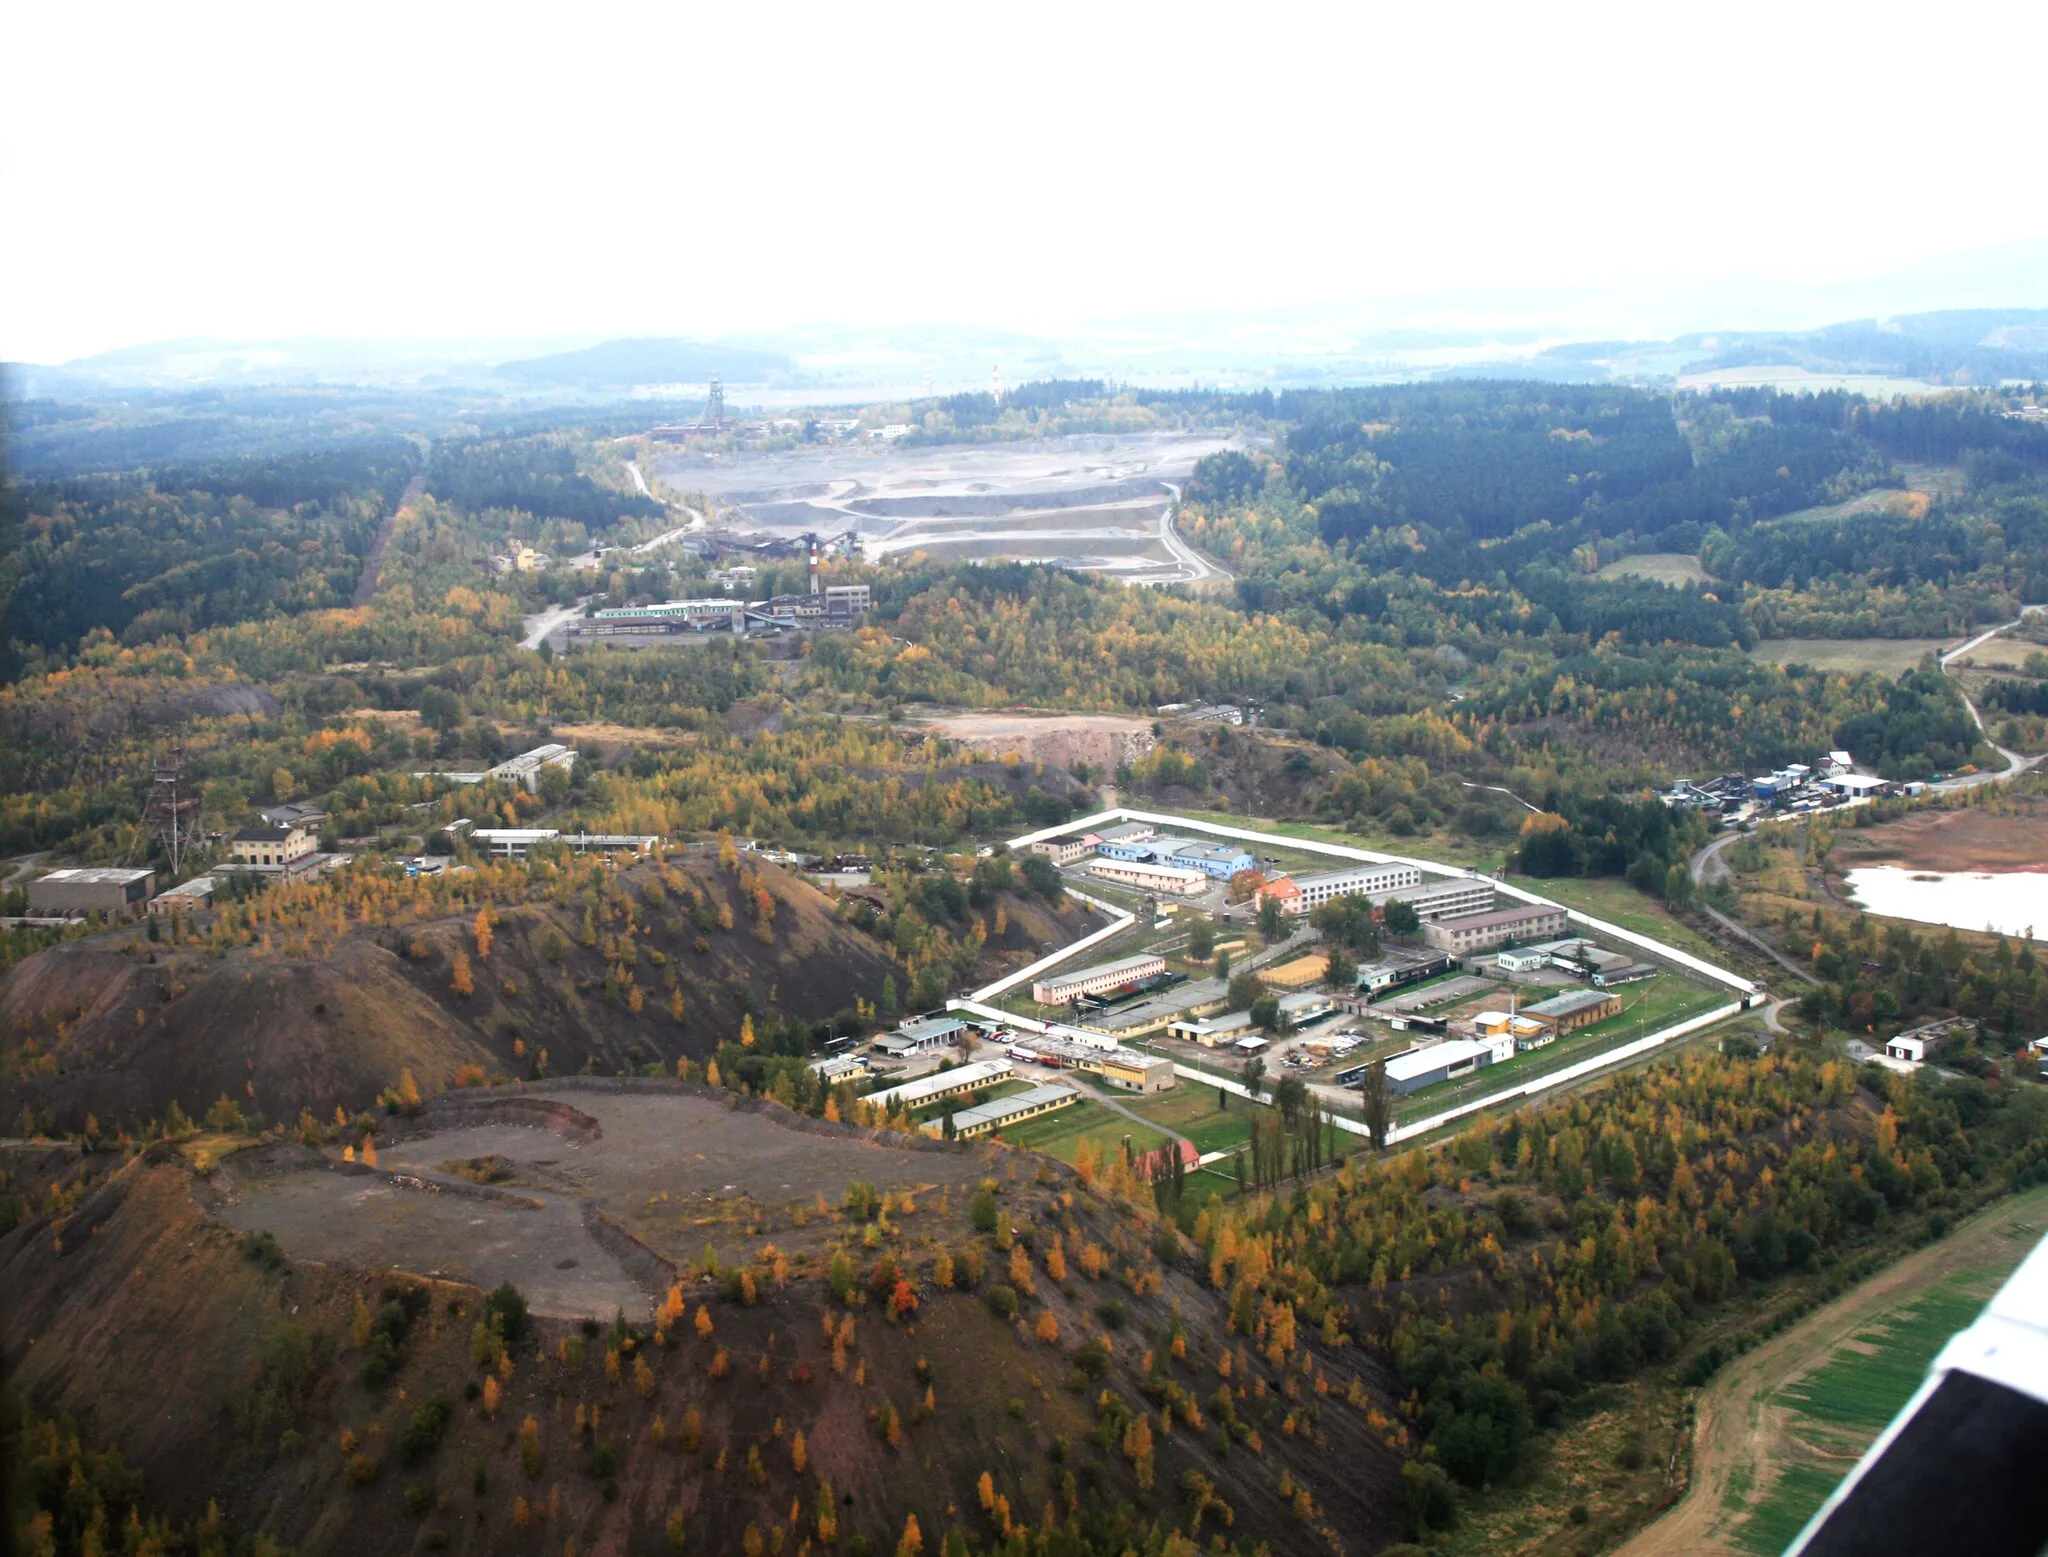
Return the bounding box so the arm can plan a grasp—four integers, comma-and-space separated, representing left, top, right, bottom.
1130, 1139, 1200, 1178
1257, 875, 1300, 911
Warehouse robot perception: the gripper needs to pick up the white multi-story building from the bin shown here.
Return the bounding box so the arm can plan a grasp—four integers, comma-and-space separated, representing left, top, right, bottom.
1381, 877, 1496, 922
1283, 863, 1423, 914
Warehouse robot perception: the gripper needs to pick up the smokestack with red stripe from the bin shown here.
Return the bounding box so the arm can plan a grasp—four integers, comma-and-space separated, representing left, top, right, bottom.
809, 535, 820, 597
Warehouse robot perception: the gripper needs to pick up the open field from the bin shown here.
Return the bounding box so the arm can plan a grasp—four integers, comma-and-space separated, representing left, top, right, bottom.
993, 1096, 1168, 1163
1175, 805, 1498, 868
1948, 635, 2045, 672
1760, 488, 1909, 528
1895, 462, 1968, 500
1125, 1085, 1254, 1156
1617, 1184, 2048, 1557
1599, 553, 1711, 586
1497, 871, 1733, 966
1747, 638, 1953, 676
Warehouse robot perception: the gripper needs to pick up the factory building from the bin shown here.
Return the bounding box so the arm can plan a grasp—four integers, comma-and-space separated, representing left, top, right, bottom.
413, 743, 578, 792
230, 826, 318, 871
1090, 1051, 1176, 1094
27, 866, 156, 918
148, 877, 217, 914
1097, 833, 1196, 864
1165, 842, 1258, 880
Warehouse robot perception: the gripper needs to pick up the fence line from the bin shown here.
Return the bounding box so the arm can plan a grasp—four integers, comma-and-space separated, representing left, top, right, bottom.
1002, 807, 1761, 1001
979, 809, 1750, 1151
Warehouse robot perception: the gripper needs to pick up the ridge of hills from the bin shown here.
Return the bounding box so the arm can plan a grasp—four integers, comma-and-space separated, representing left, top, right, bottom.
0, 851, 1086, 1138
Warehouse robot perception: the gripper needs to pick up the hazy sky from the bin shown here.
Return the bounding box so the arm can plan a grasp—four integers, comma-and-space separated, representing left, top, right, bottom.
7, 0, 2046, 363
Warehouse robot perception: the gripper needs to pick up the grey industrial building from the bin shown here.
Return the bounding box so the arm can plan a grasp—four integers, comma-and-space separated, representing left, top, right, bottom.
27, 867, 156, 918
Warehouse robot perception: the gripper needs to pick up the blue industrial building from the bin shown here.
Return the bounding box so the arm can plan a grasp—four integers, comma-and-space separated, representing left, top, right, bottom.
1168, 842, 1257, 880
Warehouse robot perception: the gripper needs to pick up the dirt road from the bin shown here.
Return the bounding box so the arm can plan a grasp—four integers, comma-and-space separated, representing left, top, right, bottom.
1615, 1188, 2048, 1557
1687, 834, 1819, 988
351, 467, 427, 607
1934, 604, 2045, 792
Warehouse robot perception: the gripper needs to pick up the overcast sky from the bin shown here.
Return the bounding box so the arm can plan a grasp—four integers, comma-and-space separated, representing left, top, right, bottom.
6, 0, 2046, 363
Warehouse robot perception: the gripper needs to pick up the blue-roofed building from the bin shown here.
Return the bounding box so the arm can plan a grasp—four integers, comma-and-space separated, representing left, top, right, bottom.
1097, 833, 1196, 864
1168, 842, 1257, 880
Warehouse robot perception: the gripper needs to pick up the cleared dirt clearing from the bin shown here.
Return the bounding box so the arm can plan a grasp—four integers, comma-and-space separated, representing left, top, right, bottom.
1747, 638, 1953, 676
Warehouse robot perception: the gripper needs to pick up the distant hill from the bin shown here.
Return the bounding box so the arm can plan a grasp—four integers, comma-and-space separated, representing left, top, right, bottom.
492, 337, 793, 390
1672, 307, 2048, 383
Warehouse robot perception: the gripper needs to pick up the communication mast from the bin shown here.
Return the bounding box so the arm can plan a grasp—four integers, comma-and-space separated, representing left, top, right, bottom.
144, 743, 203, 874
992, 364, 1003, 405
